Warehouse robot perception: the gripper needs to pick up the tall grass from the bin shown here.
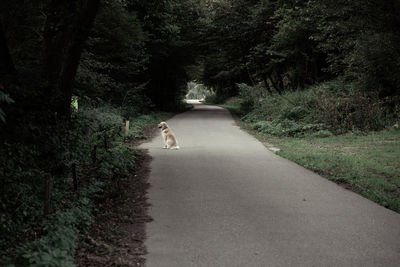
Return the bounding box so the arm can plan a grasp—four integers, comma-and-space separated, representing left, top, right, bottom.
235, 80, 398, 136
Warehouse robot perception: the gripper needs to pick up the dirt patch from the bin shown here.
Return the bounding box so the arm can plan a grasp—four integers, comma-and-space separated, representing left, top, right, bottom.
76, 148, 153, 267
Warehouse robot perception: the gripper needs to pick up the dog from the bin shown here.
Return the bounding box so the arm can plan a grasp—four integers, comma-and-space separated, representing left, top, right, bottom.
158, 122, 180, 150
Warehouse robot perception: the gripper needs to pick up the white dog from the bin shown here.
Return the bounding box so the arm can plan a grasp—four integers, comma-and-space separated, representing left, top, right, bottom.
158, 122, 180, 150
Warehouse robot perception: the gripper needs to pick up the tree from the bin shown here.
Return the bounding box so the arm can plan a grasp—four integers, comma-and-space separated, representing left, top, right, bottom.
309, 0, 400, 97
200, 0, 259, 99
0, 22, 16, 74
76, 0, 151, 115
126, 0, 202, 110
42, 0, 101, 119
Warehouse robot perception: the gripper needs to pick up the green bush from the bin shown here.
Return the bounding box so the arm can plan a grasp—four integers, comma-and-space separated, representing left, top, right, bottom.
237, 83, 255, 113
0, 104, 163, 266
241, 84, 322, 123
237, 80, 396, 135
237, 83, 269, 114
205, 87, 235, 105
124, 112, 173, 141
121, 92, 155, 119
317, 90, 388, 133
204, 93, 223, 104
11, 206, 92, 267
0, 143, 45, 250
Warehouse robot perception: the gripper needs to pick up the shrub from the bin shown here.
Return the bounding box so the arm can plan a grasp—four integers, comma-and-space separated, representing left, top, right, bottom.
317, 89, 387, 133
205, 86, 235, 105
10, 206, 92, 267
237, 80, 396, 135
205, 93, 224, 104
0, 103, 160, 266
237, 83, 255, 113
124, 112, 173, 141
237, 83, 268, 114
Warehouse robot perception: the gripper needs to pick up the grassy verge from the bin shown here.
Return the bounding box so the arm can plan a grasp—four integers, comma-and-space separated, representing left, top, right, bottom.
125, 112, 175, 141
222, 99, 400, 213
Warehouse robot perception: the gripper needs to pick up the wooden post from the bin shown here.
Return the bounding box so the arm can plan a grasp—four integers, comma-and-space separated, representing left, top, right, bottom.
92, 144, 97, 164
44, 173, 52, 216
72, 163, 77, 191
124, 120, 130, 136
104, 137, 108, 150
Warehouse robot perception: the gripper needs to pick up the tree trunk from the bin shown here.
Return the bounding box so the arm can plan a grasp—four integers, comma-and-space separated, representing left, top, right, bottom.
261, 73, 273, 95
268, 74, 282, 95
43, 173, 53, 216
42, 0, 100, 119
0, 22, 16, 75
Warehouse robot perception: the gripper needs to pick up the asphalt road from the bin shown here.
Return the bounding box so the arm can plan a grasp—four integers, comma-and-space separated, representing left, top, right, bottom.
140, 102, 400, 267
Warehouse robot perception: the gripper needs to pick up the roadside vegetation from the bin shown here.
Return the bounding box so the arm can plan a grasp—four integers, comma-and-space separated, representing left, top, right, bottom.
198, 0, 400, 213
0, 106, 173, 266
1, 0, 400, 265
220, 94, 400, 213
185, 82, 214, 101
1, 0, 195, 266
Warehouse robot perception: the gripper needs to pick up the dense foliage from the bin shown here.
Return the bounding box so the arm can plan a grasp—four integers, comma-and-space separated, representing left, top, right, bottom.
236, 80, 396, 136
1, 0, 399, 265
201, 0, 400, 101
201, 0, 399, 133
1, 0, 195, 265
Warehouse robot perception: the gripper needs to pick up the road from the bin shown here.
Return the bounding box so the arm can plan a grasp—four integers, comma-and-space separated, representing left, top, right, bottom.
140, 103, 400, 267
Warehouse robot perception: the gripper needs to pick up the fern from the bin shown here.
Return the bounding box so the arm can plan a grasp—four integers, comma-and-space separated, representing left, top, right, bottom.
0, 91, 14, 123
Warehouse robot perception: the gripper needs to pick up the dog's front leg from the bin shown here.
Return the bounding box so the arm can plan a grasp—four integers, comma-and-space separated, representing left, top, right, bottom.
163, 134, 168, 149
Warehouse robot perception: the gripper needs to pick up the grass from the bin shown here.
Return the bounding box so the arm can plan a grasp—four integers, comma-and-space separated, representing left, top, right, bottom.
219, 97, 243, 116
222, 98, 400, 213
126, 112, 174, 140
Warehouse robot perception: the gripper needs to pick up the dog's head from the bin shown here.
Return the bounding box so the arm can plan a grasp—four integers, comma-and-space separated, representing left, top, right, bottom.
158, 121, 168, 130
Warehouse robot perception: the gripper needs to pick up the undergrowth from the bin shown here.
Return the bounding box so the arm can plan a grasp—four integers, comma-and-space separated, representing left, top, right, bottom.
227, 80, 399, 136
220, 80, 400, 213
0, 104, 171, 267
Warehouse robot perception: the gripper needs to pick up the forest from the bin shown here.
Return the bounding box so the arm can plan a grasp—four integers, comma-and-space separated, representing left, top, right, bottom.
1, 0, 399, 266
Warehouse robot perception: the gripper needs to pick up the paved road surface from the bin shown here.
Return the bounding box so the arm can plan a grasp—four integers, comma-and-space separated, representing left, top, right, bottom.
140, 103, 400, 267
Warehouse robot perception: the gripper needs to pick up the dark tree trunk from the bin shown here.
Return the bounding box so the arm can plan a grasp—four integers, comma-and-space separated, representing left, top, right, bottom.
42, 0, 100, 119
0, 22, 16, 75
261, 73, 273, 95
268, 74, 282, 95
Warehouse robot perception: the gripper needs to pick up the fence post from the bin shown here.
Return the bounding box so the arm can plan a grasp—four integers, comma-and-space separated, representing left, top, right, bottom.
72, 163, 78, 191
124, 120, 129, 136
104, 137, 109, 150
92, 144, 97, 164
44, 173, 52, 216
